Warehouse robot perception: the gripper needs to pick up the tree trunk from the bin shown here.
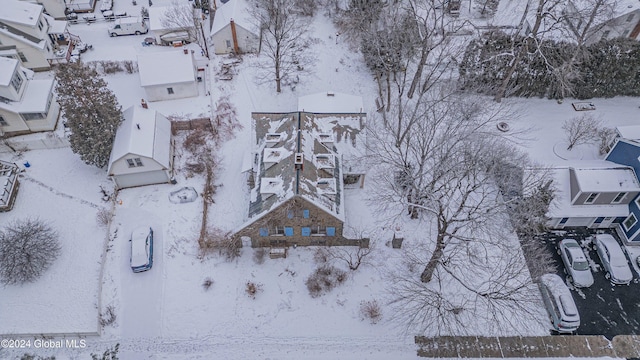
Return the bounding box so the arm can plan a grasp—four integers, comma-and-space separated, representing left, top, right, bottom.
420, 232, 446, 283
407, 45, 428, 99
494, 50, 522, 103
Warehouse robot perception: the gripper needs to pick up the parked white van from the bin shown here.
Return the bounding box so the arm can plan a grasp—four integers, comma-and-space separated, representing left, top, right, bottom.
539, 274, 580, 333
108, 17, 149, 37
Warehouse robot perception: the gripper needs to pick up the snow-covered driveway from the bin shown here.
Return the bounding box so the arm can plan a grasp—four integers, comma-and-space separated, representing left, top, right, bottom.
113, 206, 165, 338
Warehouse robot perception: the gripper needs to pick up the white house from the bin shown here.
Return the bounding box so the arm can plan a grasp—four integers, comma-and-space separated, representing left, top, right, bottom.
20, 0, 67, 19
107, 106, 174, 189
0, 0, 61, 71
0, 56, 60, 134
581, 0, 640, 45
210, 0, 260, 55
0, 160, 20, 212
148, 4, 195, 45
137, 50, 198, 102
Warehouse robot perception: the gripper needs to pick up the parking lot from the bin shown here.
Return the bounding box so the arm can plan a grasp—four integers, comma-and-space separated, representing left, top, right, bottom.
541, 229, 640, 339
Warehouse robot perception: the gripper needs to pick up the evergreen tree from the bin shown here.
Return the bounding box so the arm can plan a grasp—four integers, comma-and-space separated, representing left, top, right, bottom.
55, 62, 123, 168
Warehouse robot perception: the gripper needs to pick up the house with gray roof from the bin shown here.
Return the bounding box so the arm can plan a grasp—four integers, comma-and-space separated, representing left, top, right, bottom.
235, 93, 367, 247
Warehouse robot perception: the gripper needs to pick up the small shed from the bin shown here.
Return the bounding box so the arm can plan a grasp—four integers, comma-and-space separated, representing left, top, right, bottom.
210, 0, 260, 55
137, 50, 198, 102
108, 106, 173, 189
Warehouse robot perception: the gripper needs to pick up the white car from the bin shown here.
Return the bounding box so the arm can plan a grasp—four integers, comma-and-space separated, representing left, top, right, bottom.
558, 239, 594, 287
539, 274, 580, 333
594, 234, 632, 285
130, 227, 153, 273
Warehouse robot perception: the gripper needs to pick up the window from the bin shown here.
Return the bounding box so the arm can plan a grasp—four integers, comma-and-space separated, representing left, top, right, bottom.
10, 72, 23, 92
287, 210, 294, 219
303, 209, 309, 218
18, 52, 27, 63
301, 227, 311, 236
310, 226, 326, 235
259, 228, 268, 237
584, 193, 599, 204
623, 213, 637, 231
627, 14, 635, 22
601, 30, 610, 39
612, 192, 627, 204
225, 40, 231, 48
0, 116, 7, 127
167, 87, 174, 95
126, 157, 143, 167
326, 227, 336, 236
38, 20, 43, 31
284, 227, 293, 236
21, 113, 46, 121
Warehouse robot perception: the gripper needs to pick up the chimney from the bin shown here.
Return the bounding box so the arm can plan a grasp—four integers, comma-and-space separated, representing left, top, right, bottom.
141, 99, 148, 109
230, 19, 240, 54
294, 153, 304, 171
183, 48, 189, 54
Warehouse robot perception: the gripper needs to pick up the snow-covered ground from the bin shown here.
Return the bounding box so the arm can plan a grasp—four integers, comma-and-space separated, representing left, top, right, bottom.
2, 1, 640, 358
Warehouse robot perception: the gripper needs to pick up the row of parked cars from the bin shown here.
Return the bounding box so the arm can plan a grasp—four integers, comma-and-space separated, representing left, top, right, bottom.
559, 234, 633, 287
539, 234, 636, 334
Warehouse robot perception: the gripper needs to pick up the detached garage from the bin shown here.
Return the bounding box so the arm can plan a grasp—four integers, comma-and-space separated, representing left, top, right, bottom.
108, 106, 174, 189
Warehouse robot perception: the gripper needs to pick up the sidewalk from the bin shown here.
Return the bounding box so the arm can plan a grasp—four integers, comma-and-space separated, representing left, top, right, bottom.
415, 335, 640, 358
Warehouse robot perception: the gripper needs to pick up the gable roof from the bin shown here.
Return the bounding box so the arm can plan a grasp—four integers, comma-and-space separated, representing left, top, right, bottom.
616, 125, 640, 141
2, 0, 42, 27
137, 50, 196, 86
108, 106, 172, 174
210, 0, 258, 36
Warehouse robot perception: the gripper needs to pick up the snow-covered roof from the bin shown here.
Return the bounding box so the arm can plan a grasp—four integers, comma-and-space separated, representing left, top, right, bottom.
0, 78, 54, 113
0, 57, 18, 87
572, 167, 640, 193
0, 23, 46, 49
1, 0, 42, 27
137, 50, 196, 87
611, 0, 640, 17
210, 0, 258, 36
44, 14, 66, 34
548, 167, 631, 218
148, 4, 192, 32
108, 106, 172, 174
616, 125, 640, 141
297, 92, 365, 114
240, 108, 367, 229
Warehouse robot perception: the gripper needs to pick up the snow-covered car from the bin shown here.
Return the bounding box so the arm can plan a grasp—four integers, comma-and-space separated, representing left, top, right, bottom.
558, 239, 594, 287
130, 227, 153, 273
594, 234, 632, 285
539, 274, 580, 333
100, 0, 113, 12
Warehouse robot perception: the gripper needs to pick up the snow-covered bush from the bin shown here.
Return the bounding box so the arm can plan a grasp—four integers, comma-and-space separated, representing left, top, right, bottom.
99, 305, 116, 327
359, 299, 382, 324
202, 277, 214, 291
253, 247, 267, 265
199, 227, 240, 261
305, 265, 347, 298
0, 218, 61, 285
245, 281, 263, 299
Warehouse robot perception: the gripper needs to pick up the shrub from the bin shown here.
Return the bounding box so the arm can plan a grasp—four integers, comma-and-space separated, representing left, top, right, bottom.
96, 207, 111, 228
246, 281, 263, 299
0, 218, 61, 285
202, 277, 214, 290
253, 247, 267, 264
359, 299, 382, 324
313, 247, 330, 264
123, 60, 137, 74
199, 228, 240, 261
305, 265, 347, 298
99, 305, 116, 327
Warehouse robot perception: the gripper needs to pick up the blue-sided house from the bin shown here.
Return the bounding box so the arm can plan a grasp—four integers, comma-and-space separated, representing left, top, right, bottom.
604, 127, 640, 243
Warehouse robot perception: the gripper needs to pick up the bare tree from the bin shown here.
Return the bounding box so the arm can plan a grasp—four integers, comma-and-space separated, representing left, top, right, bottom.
550, 0, 614, 99
250, 0, 316, 92
315, 241, 375, 271
334, 0, 385, 46
160, 1, 210, 58
562, 113, 602, 150
0, 218, 61, 285
493, 0, 565, 102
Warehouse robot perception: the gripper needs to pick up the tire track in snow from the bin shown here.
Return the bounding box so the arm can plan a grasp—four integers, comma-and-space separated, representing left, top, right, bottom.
21, 175, 102, 209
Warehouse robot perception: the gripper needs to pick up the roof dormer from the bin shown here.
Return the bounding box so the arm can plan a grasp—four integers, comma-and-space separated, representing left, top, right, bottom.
0, 57, 26, 102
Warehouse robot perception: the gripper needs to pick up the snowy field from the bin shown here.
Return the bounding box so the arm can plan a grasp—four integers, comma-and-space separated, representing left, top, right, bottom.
1, 0, 640, 358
